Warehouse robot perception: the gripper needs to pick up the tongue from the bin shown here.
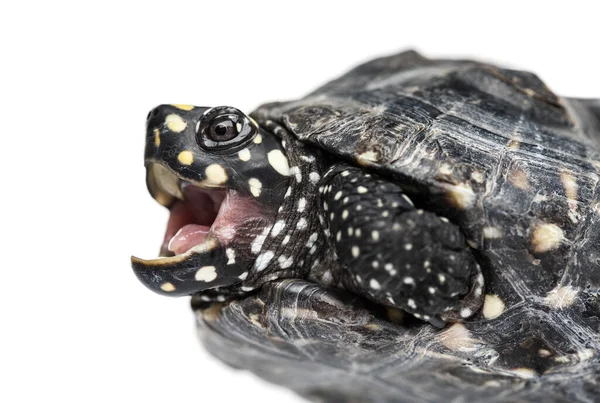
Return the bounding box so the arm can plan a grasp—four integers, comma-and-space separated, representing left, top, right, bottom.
168, 224, 210, 254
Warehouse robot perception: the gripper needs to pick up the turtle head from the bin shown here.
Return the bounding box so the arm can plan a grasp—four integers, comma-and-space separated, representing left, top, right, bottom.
132, 104, 292, 296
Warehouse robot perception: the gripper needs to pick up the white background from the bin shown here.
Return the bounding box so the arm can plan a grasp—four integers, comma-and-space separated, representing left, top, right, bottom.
2, 1, 599, 402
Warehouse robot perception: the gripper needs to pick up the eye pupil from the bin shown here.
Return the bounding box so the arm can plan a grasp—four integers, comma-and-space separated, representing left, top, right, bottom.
214, 124, 228, 137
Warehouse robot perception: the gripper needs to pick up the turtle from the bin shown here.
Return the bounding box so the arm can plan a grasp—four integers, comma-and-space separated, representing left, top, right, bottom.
131, 50, 600, 402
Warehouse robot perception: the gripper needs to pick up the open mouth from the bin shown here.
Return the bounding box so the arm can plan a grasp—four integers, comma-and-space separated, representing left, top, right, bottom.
137, 163, 264, 265
139, 163, 230, 262
161, 183, 225, 256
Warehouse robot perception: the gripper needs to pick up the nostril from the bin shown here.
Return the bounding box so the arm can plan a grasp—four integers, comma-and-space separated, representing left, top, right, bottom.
147, 108, 161, 121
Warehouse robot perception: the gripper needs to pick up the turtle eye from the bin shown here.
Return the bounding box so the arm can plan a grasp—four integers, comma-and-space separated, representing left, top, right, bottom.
197, 106, 256, 150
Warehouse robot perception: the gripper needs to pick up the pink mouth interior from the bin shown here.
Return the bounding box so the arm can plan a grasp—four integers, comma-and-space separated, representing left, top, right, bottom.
162, 185, 225, 255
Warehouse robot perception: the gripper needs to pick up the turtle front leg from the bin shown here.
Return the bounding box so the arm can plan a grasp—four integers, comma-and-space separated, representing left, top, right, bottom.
318, 165, 484, 326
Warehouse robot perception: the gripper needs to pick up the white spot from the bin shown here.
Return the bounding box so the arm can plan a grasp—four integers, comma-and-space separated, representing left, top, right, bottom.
238, 272, 248, 280
330, 212, 335, 220
438, 274, 446, 284
267, 150, 290, 176
195, 266, 217, 282
271, 220, 286, 237
404, 243, 413, 251
277, 255, 294, 269
290, 166, 302, 183
241, 286, 255, 291
447, 183, 476, 209
254, 251, 274, 271
483, 226, 504, 239
407, 299, 417, 309
343, 197, 349, 204
341, 170, 350, 177
282, 235, 290, 245
238, 148, 251, 162
483, 294, 505, 319
297, 198, 307, 212
334, 191, 343, 200
384, 263, 393, 272
538, 349, 551, 357
226, 248, 236, 265
306, 232, 318, 248
403, 277, 415, 285
357, 186, 368, 194
352, 246, 360, 257
372, 261, 379, 269
370, 278, 381, 289
371, 230, 380, 241
248, 178, 263, 197
355, 228, 362, 237
296, 217, 307, 230
543, 285, 578, 309
284, 186, 292, 198
253, 133, 262, 144
382, 210, 389, 217
460, 308, 472, 318
401, 194, 414, 206
309, 172, 320, 183
428, 287, 436, 294
336, 231, 342, 242
205, 164, 228, 185
309, 245, 317, 255
251, 227, 271, 254
342, 210, 349, 219
355, 275, 362, 283
348, 227, 354, 236
531, 223, 564, 253
424, 260, 431, 268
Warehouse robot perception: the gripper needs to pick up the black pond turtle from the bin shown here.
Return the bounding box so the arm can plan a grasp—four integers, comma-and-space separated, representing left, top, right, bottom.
132, 51, 600, 402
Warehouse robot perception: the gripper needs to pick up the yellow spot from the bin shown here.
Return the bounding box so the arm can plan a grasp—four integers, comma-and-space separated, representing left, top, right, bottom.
439, 163, 453, 175
267, 150, 290, 176
439, 323, 480, 352
195, 266, 217, 282
165, 114, 187, 133
177, 151, 194, 165
357, 150, 380, 166
154, 128, 160, 147
199, 302, 222, 321
160, 282, 176, 292
543, 285, 578, 309
482, 294, 505, 319
248, 178, 262, 197
238, 148, 251, 162
447, 183, 476, 209
510, 368, 537, 379
471, 170, 484, 183
508, 165, 530, 190
483, 226, 503, 239
204, 164, 228, 185
507, 139, 521, 151
560, 170, 578, 200
171, 104, 194, 111
531, 223, 564, 253
253, 134, 263, 144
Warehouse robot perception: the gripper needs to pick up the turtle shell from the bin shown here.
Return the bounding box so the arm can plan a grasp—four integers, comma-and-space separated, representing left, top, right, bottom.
196, 51, 600, 401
